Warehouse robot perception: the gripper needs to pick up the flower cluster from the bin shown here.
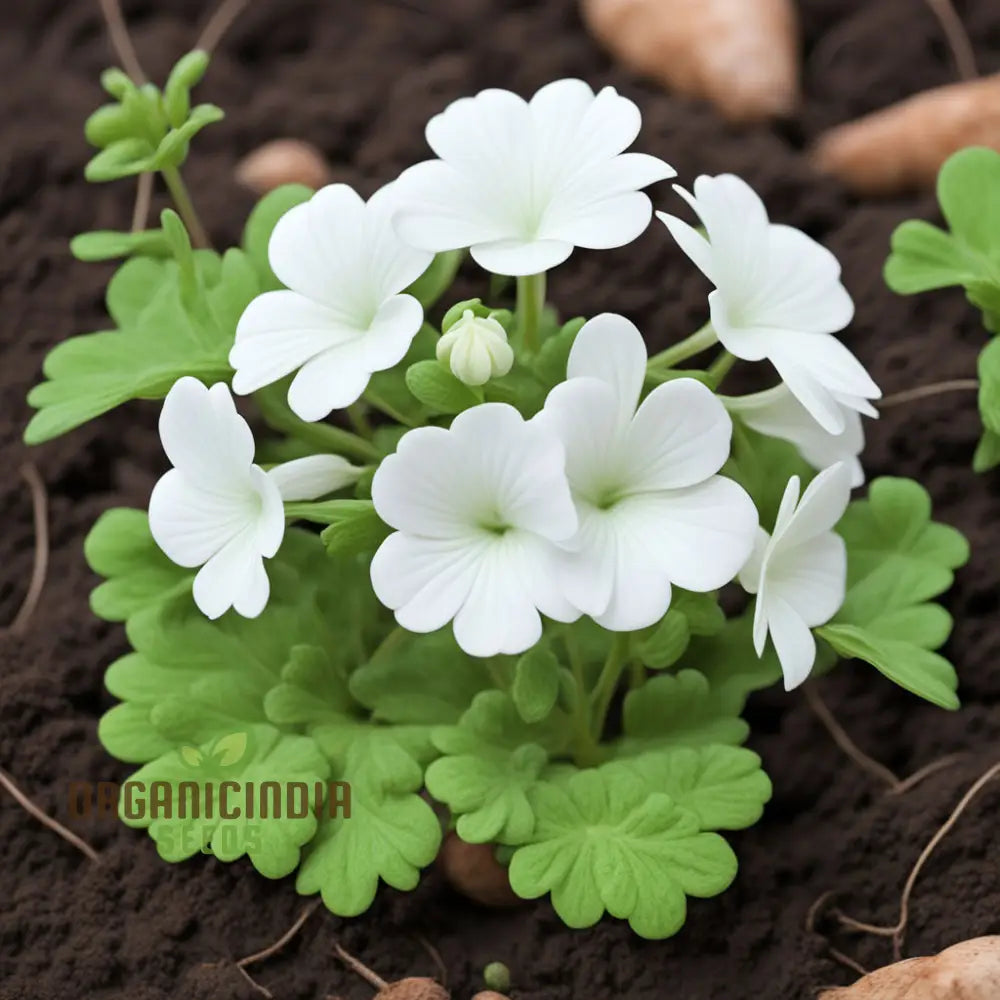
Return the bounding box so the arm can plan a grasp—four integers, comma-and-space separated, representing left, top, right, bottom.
144, 77, 880, 691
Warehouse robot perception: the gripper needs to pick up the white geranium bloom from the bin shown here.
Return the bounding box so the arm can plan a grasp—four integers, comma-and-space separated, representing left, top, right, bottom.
370, 403, 580, 657
149, 378, 361, 620
230, 183, 433, 421
657, 174, 880, 434
535, 314, 758, 632
739, 462, 852, 690
391, 79, 675, 276
725, 384, 867, 487
436, 309, 514, 386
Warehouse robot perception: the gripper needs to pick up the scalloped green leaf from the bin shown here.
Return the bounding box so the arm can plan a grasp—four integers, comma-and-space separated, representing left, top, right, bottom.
508, 768, 737, 939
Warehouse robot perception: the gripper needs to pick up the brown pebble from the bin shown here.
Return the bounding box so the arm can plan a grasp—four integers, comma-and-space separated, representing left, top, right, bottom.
235, 138, 332, 194
437, 832, 522, 908
376, 977, 449, 1000
471, 993, 510, 1000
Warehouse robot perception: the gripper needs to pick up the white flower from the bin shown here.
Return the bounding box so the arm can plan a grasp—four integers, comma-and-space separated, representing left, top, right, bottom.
230, 183, 433, 421
149, 377, 361, 620
437, 309, 514, 386
370, 403, 580, 657
657, 174, 880, 434
739, 462, 852, 690
534, 313, 759, 632
391, 78, 675, 276
725, 384, 867, 487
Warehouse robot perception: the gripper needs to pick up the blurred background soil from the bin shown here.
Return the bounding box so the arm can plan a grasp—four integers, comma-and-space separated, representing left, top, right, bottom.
2, 1, 1000, 997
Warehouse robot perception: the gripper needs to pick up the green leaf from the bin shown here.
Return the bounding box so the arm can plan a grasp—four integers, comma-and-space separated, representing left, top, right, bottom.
123, 723, 329, 878
828, 477, 969, 707
532, 317, 585, 389
511, 645, 561, 723
978, 338, 1000, 435
605, 746, 772, 831
671, 590, 726, 637
296, 736, 441, 916
84, 508, 192, 622
638, 612, 689, 669
427, 690, 571, 844
25, 248, 258, 443
242, 184, 314, 291
163, 50, 210, 127
350, 629, 490, 726
71, 229, 172, 262
85, 137, 157, 181
507, 768, 738, 938
319, 500, 391, 556
405, 250, 463, 310
405, 360, 480, 414
974, 428, 1000, 472
885, 148, 1000, 322
614, 671, 749, 755
153, 104, 224, 169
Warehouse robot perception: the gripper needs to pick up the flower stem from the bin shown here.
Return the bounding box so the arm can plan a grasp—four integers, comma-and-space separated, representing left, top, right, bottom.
706, 350, 737, 389
347, 402, 374, 438
562, 629, 603, 768
161, 166, 211, 249
515, 272, 546, 354
254, 386, 380, 463
589, 633, 631, 740
364, 388, 418, 427
647, 323, 718, 371
878, 378, 979, 409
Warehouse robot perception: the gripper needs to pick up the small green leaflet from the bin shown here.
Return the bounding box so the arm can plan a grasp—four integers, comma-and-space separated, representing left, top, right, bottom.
507, 767, 738, 939
426, 690, 571, 844
976, 339, 1000, 471
818, 477, 969, 709
122, 723, 328, 878
242, 184, 313, 290
884, 147, 1000, 331
405, 360, 481, 414
25, 245, 258, 443
511, 645, 561, 723
85, 508, 192, 622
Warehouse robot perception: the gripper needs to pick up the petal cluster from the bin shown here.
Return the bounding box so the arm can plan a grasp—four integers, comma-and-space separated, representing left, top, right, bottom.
230, 184, 433, 421
392, 79, 675, 276
370, 403, 580, 657
536, 314, 759, 631
149, 377, 359, 620
739, 462, 852, 689
658, 174, 880, 433
436, 309, 514, 386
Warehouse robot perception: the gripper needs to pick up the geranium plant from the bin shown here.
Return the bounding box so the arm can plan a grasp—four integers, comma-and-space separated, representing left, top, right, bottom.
885, 146, 1000, 471
26, 55, 969, 939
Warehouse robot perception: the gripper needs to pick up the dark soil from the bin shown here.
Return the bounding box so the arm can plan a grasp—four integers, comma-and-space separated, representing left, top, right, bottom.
3, 0, 1000, 997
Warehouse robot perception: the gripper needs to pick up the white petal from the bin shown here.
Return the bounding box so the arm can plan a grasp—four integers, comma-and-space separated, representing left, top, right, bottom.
738, 527, 771, 595
541, 191, 653, 250
771, 475, 802, 539
268, 454, 361, 501
392, 161, 514, 253
364, 184, 436, 297
247, 465, 286, 559
470, 238, 574, 276
192, 528, 262, 620
656, 211, 716, 283
452, 542, 545, 656
148, 469, 254, 568
158, 378, 254, 489
554, 506, 617, 618
764, 595, 818, 691
286, 343, 372, 421
512, 532, 581, 625
370, 531, 484, 632
747, 224, 854, 335
233, 556, 271, 618
774, 462, 852, 550
231, 290, 362, 396
769, 532, 847, 628
625, 378, 733, 491
567, 313, 647, 418
626, 477, 759, 592
359, 294, 424, 372
575, 84, 644, 160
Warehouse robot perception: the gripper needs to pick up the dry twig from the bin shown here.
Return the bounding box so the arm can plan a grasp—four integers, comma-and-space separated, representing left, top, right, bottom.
5, 463, 50, 635
878, 379, 979, 409
0, 767, 100, 863
924, 0, 978, 81
332, 942, 389, 990
195, 0, 251, 53
237, 898, 322, 971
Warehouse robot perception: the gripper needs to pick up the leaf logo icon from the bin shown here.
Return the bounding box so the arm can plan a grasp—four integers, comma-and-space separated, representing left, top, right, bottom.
211, 732, 248, 768
180, 745, 205, 769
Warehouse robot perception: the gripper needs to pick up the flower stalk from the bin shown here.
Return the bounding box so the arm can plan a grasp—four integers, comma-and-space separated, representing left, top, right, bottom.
647, 322, 718, 372
161, 165, 211, 249
516, 272, 546, 354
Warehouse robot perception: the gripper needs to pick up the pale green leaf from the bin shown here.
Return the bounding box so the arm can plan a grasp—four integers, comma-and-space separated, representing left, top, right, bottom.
405, 359, 480, 414
511, 645, 561, 723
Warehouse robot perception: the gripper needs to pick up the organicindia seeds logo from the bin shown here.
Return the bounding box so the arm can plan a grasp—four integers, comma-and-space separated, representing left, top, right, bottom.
66, 732, 351, 860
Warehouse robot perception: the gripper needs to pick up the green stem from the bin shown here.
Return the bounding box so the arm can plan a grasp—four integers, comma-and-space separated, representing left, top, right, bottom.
364, 388, 418, 428
347, 402, 374, 438
629, 658, 645, 690
371, 625, 407, 662
515, 272, 546, 354
254, 386, 380, 463
161, 166, 211, 249
647, 323, 718, 372
485, 656, 511, 691
706, 350, 737, 389
589, 633, 631, 740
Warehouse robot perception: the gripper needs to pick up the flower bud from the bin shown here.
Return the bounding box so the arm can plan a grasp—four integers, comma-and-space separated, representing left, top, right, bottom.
436, 309, 514, 386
